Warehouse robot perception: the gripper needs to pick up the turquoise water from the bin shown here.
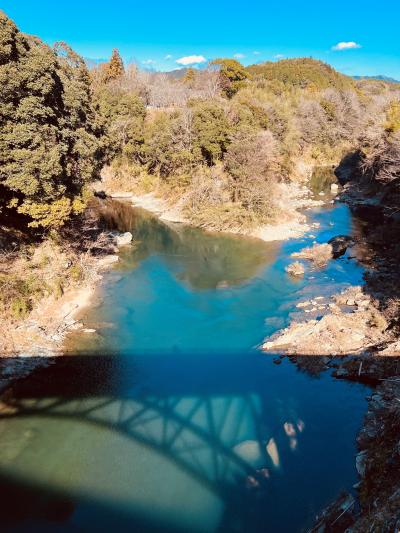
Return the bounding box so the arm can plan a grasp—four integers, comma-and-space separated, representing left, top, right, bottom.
0, 202, 369, 532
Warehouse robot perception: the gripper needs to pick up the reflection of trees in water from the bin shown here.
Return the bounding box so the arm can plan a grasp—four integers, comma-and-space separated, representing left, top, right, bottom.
0, 356, 306, 532
309, 166, 337, 195
99, 201, 279, 289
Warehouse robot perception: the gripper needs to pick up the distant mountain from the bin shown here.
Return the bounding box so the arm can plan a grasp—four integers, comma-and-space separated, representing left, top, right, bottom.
164, 68, 189, 80
353, 75, 400, 84
164, 66, 210, 79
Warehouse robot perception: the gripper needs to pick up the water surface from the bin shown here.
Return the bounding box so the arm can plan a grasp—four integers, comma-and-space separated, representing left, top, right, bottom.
0, 200, 369, 532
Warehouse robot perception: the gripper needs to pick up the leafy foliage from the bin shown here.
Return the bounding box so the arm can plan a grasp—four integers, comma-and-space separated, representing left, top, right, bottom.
0, 11, 105, 228
212, 58, 249, 97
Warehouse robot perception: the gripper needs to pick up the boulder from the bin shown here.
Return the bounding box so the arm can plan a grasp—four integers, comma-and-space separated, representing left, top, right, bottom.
292, 243, 333, 267
356, 450, 367, 477
285, 261, 305, 277
94, 190, 107, 199
115, 232, 133, 247
328, 235, 354, 258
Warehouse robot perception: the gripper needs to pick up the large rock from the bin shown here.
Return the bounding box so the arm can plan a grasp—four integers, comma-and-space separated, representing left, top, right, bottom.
292, 243, 333, 267
115, 232, 133, 247
262, 289, 388, 355
327, 235, 354, 258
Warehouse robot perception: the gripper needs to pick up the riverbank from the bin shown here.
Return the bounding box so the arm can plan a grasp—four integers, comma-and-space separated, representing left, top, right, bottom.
106, 182, 326, 243
0, 201, 135, 359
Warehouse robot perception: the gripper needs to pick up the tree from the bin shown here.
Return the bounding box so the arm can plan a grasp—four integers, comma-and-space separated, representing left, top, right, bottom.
246, 58, 354, 91
212, 58, 249, 98
104, 48, 125, 82
142, 111, 193, 177
96, 87, 146, 160
0, 11, 105, 228
224, 129, 279, 216
182, 67, 196, 87
190, 100, 232, 164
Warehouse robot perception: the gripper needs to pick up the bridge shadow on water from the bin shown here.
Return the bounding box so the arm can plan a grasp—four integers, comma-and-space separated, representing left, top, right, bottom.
0, 353, 368, 532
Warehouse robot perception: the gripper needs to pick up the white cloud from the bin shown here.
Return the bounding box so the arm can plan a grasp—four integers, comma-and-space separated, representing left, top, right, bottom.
274, 54, 285, 59
165, 54, 173, 60
176, 55, 207, 66
234, 53, 245, 59
142, 59, 156, 65
332, 41, 362, 51
253, 51, 260, 55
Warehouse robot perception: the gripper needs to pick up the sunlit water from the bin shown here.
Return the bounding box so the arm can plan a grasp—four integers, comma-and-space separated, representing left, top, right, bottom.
0, 197, 369, 532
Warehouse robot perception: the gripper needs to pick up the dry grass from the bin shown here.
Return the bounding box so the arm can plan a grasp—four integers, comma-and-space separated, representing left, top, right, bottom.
0, 204, 116, 325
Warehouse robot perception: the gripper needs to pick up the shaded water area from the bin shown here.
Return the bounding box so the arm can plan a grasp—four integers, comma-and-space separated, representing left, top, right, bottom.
0, 197, 370, 532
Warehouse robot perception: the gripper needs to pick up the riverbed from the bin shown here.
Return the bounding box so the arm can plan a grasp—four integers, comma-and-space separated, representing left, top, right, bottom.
0, 199, 369, 532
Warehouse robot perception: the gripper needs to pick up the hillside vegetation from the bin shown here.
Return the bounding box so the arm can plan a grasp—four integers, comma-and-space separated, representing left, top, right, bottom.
246, 57, 355, 91
95, 55, 400, 230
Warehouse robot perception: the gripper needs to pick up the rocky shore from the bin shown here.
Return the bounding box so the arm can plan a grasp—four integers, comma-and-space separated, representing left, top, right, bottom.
310, 378, 400, 533
262, 153, 400, 531
1, 223, 133, 359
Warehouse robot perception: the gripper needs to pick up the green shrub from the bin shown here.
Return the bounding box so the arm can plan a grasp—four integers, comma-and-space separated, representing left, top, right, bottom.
10, 297, 31, 319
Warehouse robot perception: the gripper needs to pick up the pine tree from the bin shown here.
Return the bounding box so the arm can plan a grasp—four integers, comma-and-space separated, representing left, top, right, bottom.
105, 48, 125, 82
183, 67, 196, 86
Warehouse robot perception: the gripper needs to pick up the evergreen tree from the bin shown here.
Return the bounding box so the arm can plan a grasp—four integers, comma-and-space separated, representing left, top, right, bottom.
0, 11, 105, 228
183, 67, 196, 87
105, 48, 125, 82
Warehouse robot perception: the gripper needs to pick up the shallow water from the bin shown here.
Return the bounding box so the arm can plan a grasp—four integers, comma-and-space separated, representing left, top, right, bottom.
0, 200, 369, 532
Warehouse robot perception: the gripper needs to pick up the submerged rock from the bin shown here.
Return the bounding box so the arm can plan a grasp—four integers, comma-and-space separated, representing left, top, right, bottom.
98, 255, 119, 268
285, 261, 305, 277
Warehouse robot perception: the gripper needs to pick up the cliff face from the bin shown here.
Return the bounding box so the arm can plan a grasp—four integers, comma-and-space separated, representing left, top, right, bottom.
335, 135, 400, 342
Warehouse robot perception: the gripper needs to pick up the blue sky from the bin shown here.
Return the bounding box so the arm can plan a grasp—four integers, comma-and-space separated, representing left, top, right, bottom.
2, 0, 400, 78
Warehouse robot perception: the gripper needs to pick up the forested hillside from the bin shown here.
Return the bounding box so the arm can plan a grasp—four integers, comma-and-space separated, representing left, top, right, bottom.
1, 10, 399, 234
94, 53, 400, 230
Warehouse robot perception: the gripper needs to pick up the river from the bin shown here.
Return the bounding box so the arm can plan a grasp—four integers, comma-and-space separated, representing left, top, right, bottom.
0, 197, 369, 532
